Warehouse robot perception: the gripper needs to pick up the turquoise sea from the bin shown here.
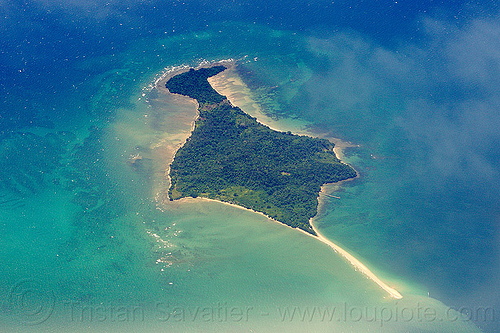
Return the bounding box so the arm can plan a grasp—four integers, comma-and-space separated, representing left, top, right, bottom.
1, 2, 499, 332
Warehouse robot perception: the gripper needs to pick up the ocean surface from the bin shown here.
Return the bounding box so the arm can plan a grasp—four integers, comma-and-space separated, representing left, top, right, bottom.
1, 1, 499, 332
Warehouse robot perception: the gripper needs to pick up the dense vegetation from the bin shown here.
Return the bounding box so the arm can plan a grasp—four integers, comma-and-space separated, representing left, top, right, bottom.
166, 66, 357, 234
165, 66, 227, 104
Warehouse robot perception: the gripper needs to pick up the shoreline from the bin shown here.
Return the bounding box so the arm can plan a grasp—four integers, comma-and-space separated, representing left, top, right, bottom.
208, 63, 360, 164
310, 187, 403, 299
310, 224, 403, 299
152, 59, 236, 209
207, 65, 287, 133
155, 60, 402, 299
152, 66, 198, 209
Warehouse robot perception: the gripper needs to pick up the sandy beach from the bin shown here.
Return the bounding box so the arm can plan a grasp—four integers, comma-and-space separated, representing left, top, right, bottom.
312, 229, 403, 299
151, 60, 236, 207
311, 187, 403, 299
155, 61, 402, 300
207, 65, 289, 133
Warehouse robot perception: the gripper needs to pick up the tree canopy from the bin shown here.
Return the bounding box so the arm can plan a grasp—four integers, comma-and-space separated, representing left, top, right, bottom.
166, 66, 357, 234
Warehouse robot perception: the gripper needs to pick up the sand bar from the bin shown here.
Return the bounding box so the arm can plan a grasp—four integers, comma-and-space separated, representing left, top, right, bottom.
311, 188, 403, 299
157, 61, 402, 299
312, 226, 403, 299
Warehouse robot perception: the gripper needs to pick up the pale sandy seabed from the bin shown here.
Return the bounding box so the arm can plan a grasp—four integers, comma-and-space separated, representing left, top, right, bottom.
149, 61, 402, 300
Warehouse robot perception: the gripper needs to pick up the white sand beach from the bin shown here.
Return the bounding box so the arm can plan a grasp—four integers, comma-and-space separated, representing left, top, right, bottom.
157, 61, 403, 300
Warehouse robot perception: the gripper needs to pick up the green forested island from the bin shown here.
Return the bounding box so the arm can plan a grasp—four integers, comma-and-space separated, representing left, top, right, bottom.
166, 66, 357, 234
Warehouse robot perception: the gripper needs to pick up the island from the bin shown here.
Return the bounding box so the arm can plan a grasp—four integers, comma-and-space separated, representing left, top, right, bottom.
165, 65, 357, 235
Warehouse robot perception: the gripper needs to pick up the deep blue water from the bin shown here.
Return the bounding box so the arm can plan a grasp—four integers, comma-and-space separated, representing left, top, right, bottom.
1, 0, 495, 131
1, 1, 500, 332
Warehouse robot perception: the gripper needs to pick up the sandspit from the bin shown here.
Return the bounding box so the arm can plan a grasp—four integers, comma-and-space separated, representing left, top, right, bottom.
158, 60, 402, 300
